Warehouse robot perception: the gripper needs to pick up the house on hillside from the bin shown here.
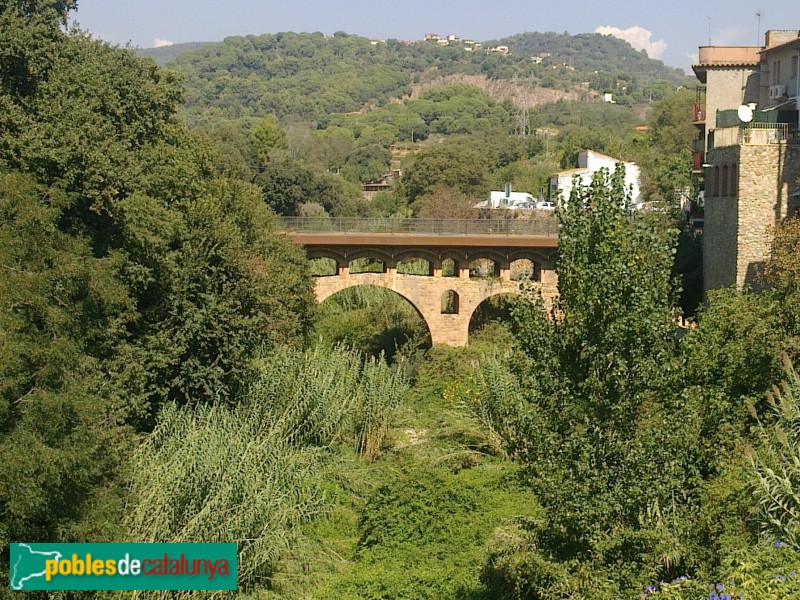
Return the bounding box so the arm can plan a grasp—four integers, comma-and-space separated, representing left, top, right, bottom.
549, 150, 642, 207
361, 170, 401, 201
694, 30, 800, 292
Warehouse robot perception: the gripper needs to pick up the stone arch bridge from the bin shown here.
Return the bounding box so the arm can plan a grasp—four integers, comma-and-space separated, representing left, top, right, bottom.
282, 218, 559, 347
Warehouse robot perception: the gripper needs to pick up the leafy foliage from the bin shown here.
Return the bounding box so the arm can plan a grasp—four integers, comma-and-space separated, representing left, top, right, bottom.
637, 89, 697, 204
0, 0, 316, 559
492, 32, 689, 97
127, 401, 327, 592
314, 286, 431, 360
401, 143, 489, 202
750, 358, 800, 548
0, 173, 134, 545
480, 169, 717, 595
147, 30, 689, 125
127, 346, 408, 592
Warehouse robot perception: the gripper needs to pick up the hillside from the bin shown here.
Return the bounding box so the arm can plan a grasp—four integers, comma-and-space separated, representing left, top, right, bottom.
136, 41, 214, 66
137, 31, 692, 124
493, 31, 687, 81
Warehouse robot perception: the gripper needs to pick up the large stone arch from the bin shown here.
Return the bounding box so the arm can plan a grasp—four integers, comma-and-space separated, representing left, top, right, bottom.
300, 238, 559, 347
317, 282, 433, 344
467, 290, 537, 338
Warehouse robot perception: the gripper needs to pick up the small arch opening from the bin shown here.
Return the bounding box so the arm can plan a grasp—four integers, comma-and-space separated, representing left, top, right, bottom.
441, 290, 459, 314
397, 257, 432, 276
469, 258, 499, 279
510, 258, 541, 282
350, 257, 385, 274
309, 257, 338, 277
441, 258, 458, 277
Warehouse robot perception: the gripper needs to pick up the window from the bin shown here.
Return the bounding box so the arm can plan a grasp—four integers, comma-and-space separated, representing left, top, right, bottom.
773, 60, 781, 85
441, 290, 459, 314
792, 56, 798, 80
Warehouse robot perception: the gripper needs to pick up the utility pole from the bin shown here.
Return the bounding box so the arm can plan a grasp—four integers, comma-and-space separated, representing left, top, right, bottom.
515, 95, 530, 136
756, 10, 762, 45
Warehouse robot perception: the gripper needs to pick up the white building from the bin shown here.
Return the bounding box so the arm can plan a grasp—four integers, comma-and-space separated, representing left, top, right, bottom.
549, 150, 642, 207
476, 190, 535, 209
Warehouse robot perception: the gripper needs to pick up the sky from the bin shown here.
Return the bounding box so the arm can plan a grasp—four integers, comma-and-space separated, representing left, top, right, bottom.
72, 0, 796, 73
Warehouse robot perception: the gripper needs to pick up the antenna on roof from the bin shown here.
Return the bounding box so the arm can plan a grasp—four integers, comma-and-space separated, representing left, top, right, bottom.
756, 10, 763, 45
706, 16, 711, 46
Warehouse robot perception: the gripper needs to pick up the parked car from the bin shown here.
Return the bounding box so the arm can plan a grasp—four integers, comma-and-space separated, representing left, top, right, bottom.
535, 201, 555, 210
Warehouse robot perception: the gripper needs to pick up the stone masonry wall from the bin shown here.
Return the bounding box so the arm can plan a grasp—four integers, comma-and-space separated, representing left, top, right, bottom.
315, 270, 558, 347
704, 146, 740, 292
737, 144, 800, 288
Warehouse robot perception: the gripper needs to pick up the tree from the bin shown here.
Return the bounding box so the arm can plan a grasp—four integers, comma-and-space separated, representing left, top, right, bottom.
537, 167, 679, 408
765, 216, 800, 321
310, 126, 354, 173
488, 167, 688, 594
413, 186, 477, 219
250, 115, 287, 166
128, 179, 316, 407
637, 90, 697, 204
0, 172, 135, 544
342, 143, 391, 184
0, 8, 318, 554
401, 144, 489, 203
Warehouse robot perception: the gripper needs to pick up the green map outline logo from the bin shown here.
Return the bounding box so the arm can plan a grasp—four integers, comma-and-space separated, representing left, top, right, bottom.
8, 543, 237, 591
10, 544, 63, 590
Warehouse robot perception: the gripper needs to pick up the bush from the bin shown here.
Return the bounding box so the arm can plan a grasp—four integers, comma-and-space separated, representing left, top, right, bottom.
126, 346, 408, 592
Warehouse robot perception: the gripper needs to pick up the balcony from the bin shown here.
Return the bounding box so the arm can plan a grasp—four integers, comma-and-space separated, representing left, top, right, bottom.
692, 102, 706, 124
708, 123, 799, 149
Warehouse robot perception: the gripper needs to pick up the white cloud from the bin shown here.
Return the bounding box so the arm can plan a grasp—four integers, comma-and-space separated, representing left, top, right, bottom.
686, 51, 699, 65
713, 26, 746, 46
595, 25, 667, 60
154, 38, 174, 48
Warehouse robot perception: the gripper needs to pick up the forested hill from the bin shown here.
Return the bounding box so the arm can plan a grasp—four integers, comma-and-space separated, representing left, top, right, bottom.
138, 31, 692, 123
492, 32, 686, 81
136, 41, 214, 66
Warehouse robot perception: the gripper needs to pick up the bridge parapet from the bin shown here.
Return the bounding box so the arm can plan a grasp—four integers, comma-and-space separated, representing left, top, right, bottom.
279, 216, 557, 237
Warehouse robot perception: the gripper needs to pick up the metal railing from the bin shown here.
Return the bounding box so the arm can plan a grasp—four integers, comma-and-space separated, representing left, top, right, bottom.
710, 123, 799, 149
279, 217, 559, 236
692, 102, 706, 123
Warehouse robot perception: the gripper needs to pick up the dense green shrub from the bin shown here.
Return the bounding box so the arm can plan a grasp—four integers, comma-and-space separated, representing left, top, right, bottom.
126, 346, 408, 591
